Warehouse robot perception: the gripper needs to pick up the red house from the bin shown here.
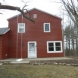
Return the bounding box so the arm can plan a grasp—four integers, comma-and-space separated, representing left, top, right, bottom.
0, 8, 64, 59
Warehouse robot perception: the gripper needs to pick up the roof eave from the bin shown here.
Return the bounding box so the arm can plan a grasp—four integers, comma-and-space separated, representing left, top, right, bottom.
3, 28, 10, 34
7, 8, 62, 20
7, 8, 35, 21
0, 28, 10, 35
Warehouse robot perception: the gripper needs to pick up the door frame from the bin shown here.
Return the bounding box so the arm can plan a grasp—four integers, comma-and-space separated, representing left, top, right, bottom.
28, 41, 37, 58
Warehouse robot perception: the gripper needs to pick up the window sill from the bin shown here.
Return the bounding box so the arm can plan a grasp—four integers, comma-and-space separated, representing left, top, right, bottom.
47, 51, 62, 53
44, 31, 51, 33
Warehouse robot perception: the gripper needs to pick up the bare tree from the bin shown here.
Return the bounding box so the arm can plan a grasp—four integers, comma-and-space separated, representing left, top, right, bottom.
61, 0, 78, 56
0, 1, 34, 22
61, 0, 78, 27
64, 25, 71, 56
64, 25, 77, 56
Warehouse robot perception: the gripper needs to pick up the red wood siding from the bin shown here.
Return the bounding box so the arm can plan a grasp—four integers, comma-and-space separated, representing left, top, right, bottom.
2, 32, 9, 59
0, 32, 9, 60
0, 36, 2, 59
8, 9, 64, 58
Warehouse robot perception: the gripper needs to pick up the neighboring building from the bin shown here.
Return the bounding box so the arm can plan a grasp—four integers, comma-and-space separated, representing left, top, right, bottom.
0, 8, 64, 59
0, 28, 10, 59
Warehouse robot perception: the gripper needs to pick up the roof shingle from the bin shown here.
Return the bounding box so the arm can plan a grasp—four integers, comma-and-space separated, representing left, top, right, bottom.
0, 28, 10, 35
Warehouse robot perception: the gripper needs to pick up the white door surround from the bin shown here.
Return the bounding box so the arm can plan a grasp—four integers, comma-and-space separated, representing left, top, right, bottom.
28, 41, 37, 58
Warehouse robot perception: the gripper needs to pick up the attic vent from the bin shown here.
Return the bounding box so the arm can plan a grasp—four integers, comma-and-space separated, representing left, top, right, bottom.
33, 14, 37, 18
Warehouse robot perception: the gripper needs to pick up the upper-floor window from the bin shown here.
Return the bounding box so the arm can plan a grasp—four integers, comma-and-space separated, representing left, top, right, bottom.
18, 23, 25, 33
44, 23, 50, 32
33, 14, 37, 18
47, 41, 62, 53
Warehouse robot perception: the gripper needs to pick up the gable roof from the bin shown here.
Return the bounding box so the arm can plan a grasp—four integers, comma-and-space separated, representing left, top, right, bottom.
0, 28, 10, 35
34, 8, 62, 20
8, 8, 62, 20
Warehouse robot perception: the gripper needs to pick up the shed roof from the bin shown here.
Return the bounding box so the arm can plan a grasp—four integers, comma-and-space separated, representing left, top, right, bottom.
0, 28, 10, 35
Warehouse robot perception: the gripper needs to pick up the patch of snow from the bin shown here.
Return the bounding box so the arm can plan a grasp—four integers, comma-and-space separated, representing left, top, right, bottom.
16, 58, 23, 62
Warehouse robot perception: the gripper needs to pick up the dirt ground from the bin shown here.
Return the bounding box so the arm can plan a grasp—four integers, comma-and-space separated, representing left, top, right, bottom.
29, 57, 78, 65
1, 57, 78, 65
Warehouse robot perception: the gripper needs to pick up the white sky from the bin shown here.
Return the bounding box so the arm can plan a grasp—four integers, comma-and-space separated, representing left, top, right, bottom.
0, 0, 65, 28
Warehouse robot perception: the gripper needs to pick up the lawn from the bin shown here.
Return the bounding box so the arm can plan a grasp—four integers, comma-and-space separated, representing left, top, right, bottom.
0, 64, 78, 78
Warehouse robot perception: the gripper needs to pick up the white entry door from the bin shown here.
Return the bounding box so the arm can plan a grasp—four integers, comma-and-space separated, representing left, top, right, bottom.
28, 42, 37, 58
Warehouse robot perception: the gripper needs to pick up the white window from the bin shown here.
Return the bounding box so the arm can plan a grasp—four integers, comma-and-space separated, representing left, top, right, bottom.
33, 14, 37, 18
47, 41, 62, 53
44, 23, 50, 32
18, 23, 25, 33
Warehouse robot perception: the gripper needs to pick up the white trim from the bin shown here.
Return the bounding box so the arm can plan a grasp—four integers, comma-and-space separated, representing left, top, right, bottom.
61, 22, 65, 56
18, 23, 25, 33
44, 23, 51, 32
28, 41, 37, 58
47, 41, 62, 53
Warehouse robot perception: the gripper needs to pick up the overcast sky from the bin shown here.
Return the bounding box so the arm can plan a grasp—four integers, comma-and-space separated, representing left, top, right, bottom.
0, 0, 65, 28
0, 0, 62, 18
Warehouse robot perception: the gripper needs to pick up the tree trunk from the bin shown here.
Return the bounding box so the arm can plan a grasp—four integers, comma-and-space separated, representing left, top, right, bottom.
76, 29, 78, 56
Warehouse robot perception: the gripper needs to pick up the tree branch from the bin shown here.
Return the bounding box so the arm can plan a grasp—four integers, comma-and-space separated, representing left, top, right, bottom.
0, 5, 35, 22
61, 0, 78, 26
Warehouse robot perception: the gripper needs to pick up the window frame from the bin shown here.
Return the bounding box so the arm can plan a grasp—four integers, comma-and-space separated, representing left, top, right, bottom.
44, 23, 51, 32
18, 23, 25, 33
47, 41, 62, 53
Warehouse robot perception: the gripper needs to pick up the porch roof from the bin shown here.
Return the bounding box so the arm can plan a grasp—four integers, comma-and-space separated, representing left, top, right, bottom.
0, 28, 10, 35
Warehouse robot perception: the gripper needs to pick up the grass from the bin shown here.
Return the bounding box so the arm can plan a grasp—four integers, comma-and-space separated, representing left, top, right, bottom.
0, 64, 78, 78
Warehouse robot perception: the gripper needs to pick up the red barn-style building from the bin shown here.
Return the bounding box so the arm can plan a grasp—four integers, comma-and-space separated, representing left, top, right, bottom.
0, 8, 64, 59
